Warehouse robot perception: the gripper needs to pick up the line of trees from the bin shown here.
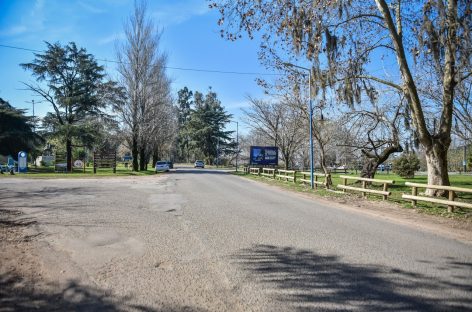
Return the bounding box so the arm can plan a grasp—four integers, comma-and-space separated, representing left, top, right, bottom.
211, 0, 472, 195
176, 87, 235, 165
15, 1, 176, 171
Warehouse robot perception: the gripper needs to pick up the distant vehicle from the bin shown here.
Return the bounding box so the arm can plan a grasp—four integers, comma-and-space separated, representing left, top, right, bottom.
194, 160, 205, 168
122, 155, 132, 162
165, 160, 173, 169
155, 161, 170, 172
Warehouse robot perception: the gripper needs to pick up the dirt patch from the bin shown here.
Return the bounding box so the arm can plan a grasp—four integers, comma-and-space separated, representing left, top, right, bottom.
0, 208, 154, 311
0, 209, 48, 310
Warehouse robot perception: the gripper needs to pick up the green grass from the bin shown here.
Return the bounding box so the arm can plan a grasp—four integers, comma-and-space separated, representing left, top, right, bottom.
0, 164, 157, 178
233, 170, 472, 220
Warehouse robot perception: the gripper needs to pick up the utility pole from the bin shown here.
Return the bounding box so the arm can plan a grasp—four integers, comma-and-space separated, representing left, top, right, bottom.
464, 140, 468, 173
32, 99, 35, 133
236, 121, 239, 172
283, 62, 315, 189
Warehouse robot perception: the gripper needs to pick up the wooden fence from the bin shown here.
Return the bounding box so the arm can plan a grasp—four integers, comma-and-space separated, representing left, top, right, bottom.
402, 182, 472, 212
299, 172, 331, 188
249, 167, 260, 176
240, 169, 471, 213
261, 168, 276, 179
337, 175, 394, 200
276, 169, 297, 183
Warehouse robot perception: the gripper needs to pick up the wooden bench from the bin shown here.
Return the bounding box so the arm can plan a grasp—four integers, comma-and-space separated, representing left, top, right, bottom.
299, 172, 331, 189
276, 169, 296, 183
337, 175, 394, 200
261, 168, 276, 179
249, 167, 260, 176
243, 166, 250, 174
402, 182, 472, 212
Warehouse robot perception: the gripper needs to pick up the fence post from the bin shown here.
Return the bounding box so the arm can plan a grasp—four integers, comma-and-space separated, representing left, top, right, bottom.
343, 177, 347, 193
411, 186, 417, 208
293, 171, 296, 183
382, 183, 388, 200
448, 191, 455, 213
362, 180, 367, 198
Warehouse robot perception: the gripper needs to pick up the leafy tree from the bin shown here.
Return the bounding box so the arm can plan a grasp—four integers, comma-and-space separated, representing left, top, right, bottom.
177, 87, 193, 162
187, 89, 234, 164
393, 153, 420, 178
211, 0, 472, 195
0, 98, 42, 156
21, 42, 122, 171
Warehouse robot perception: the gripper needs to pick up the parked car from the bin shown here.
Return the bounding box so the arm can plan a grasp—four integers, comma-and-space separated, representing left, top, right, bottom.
194, 160, 205, 168
165, 160, 173, 169
155, 161, 170, 172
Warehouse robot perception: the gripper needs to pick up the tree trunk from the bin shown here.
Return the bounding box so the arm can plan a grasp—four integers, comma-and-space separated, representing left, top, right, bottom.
66, 139, 72, 172
424, 141, 450, 196
318, 144, 332, 188
361, 159, 378, 179
139, 147, 146, 171
152, 149, 159, 167
132, 135, 139, 171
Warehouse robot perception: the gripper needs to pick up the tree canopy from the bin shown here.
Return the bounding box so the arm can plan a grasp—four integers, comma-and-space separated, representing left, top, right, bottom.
211, 0, 472, 195
0, 98, 42, 156
21, 41, 123, 171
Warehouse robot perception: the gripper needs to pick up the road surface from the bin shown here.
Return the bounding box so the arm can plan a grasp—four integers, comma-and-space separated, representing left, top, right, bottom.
1, 168, 471, 311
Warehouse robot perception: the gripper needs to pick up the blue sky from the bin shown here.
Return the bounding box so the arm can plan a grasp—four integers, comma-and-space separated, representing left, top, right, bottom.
0, 0, 278, 134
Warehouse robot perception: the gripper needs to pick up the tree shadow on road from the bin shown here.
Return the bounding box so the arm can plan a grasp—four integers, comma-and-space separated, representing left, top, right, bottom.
0, 271, 208, 312
232, 244, 472, 311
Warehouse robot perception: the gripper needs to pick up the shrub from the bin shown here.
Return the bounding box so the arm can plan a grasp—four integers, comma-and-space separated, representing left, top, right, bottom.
393, 153, 420, 178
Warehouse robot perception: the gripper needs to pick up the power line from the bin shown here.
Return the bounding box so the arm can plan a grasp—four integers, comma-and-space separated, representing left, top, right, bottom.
0, 43, 283, 76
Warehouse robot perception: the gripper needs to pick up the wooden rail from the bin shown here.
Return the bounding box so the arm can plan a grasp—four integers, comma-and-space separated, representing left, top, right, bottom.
299, 172, 331, 189
261, 168, 276, 179
249, 167, 260, 176
402, 182, 472, 212
337, 175, 394, 200
276, 169, 296, 183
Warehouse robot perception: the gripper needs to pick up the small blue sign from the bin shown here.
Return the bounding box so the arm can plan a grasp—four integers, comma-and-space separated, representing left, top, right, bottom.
18, 151, 27, 173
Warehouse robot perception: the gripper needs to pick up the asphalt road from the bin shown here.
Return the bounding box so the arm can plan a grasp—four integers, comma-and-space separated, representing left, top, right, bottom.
1, 168, 471, 311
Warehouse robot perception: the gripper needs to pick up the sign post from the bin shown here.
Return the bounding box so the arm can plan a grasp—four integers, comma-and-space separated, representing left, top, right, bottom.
18, 151, 27, 173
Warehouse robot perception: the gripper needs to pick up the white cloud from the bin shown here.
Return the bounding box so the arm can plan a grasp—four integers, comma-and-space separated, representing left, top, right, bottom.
77, 1, 105, 14
98, 32, 126, 45
0, 25, 28, 37
151, 1, 209, 26
0, 0, 46, 38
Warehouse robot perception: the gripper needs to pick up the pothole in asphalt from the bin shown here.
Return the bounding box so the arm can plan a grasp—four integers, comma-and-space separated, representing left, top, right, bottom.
154, 261, 173, 270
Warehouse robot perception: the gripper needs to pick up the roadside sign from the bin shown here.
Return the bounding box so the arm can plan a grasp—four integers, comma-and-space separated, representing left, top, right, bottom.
18, 151, 27, 173
250, 146, 278, 166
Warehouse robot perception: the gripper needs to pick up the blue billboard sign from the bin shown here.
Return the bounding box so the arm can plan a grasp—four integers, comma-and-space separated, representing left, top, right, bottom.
250, 146, 278, 166
18, 151, 27, 173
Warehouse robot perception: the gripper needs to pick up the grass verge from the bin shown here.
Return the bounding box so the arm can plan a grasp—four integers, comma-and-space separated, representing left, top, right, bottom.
0, 165, 157, 178
232, 171, 472, 221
